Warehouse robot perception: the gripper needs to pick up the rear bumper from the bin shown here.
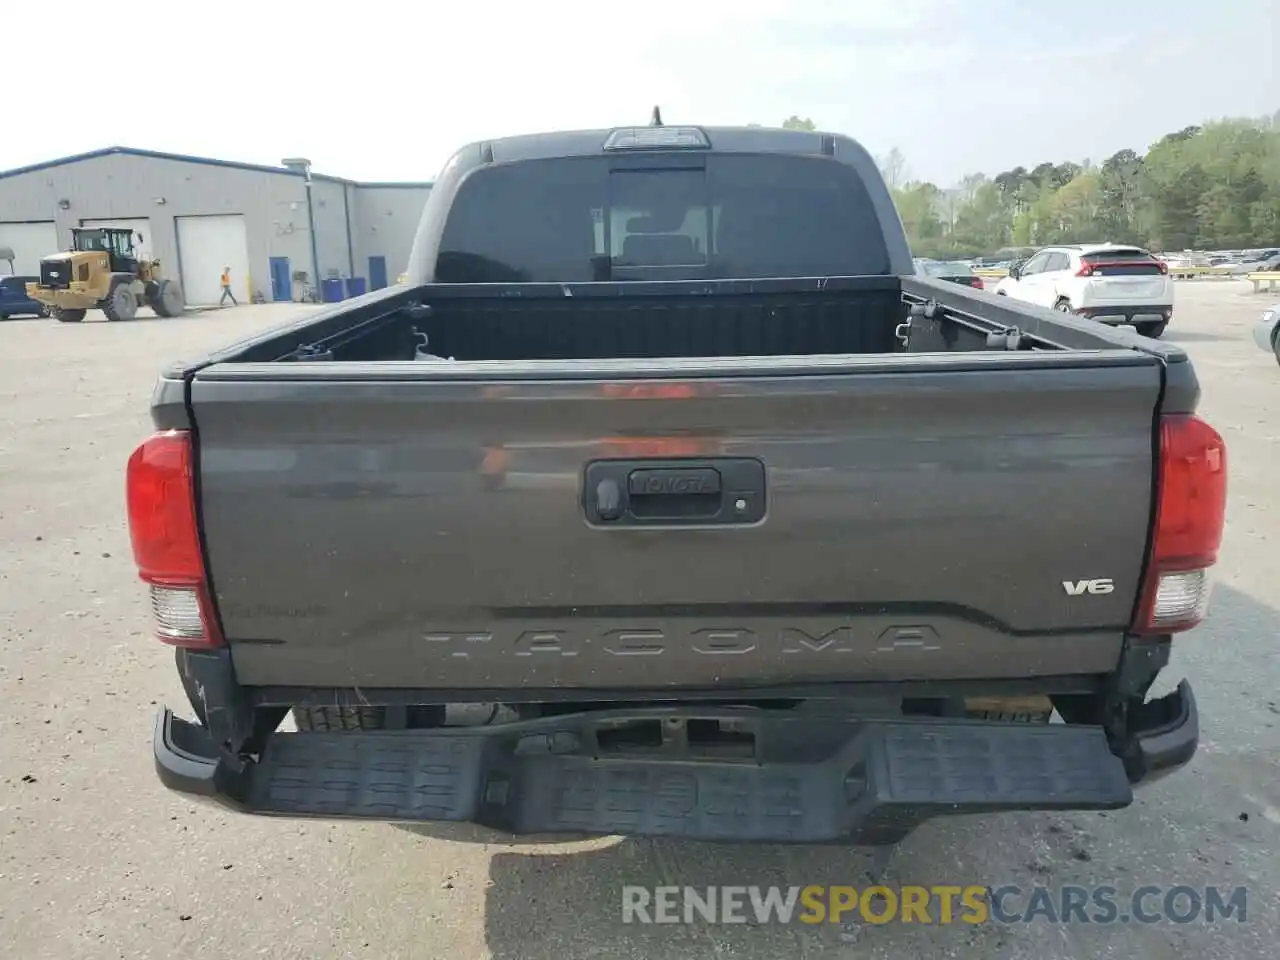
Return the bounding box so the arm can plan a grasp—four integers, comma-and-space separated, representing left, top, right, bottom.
153, 682, 1198, 844
1078, 303, 1172, 324
1118, 680, 1199, 786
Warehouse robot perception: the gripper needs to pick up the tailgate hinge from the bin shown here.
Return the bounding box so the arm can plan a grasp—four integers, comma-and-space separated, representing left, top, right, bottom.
899, 300, 941, 348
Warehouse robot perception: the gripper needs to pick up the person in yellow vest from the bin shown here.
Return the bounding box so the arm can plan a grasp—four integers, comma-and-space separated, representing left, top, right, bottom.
219, 266, 238, 306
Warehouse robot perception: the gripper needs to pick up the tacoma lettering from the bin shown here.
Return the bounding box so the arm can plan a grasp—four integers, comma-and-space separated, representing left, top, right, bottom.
421, 632, 492, 658
419, 624, 952, 657
780, 626, 857, 655
601, 630, 666, 656
514, 630, 580, 657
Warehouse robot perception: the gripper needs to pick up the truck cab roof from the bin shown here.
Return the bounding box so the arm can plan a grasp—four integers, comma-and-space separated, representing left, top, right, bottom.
412, 121, 912, 284
457, 124, 843, 164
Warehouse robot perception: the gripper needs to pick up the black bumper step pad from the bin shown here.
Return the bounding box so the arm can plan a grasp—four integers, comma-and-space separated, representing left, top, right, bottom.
238, 720, 1132, 843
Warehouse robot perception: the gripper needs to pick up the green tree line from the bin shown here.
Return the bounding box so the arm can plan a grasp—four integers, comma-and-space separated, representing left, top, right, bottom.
761, 113, 1279, 257
884, 113, 1280, 258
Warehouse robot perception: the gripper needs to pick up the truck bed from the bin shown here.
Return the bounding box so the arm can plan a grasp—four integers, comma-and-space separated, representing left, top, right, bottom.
168, 276, 1183, 692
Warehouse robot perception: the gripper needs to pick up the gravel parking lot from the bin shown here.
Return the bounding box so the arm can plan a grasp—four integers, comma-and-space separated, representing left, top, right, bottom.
1, 284, 1277, 959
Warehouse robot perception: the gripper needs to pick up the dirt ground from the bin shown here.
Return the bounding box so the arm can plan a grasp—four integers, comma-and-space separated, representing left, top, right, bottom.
1, 284, 1276, 958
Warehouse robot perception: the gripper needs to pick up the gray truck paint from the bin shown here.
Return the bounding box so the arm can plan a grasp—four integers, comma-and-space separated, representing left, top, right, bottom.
190, 354, 1162, 688
165, 126, 1193, 692
146, 279, 1201, 428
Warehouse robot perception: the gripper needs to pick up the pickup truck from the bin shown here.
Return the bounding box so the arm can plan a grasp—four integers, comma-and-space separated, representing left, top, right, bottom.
131, 122, 1226, 848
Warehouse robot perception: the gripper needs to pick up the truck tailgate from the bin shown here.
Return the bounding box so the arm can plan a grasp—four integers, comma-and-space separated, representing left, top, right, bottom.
190, 353, 1162, 689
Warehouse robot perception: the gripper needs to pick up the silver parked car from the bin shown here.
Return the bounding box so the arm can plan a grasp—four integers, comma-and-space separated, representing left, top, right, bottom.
1229, 253, 1280, 275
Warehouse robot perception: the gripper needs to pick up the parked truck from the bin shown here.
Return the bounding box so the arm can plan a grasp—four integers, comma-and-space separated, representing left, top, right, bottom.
131, 121, 1225, 848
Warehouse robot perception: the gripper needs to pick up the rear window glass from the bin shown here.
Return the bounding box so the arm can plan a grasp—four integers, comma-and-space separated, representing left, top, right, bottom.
1081, 248, 1152, 261
1081, 249, 1165, 276
923, 261, 973, 276
435, 154, 890, 282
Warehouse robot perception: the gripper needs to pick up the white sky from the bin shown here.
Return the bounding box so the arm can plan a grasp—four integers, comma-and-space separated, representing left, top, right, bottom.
3, 0, 1275, 186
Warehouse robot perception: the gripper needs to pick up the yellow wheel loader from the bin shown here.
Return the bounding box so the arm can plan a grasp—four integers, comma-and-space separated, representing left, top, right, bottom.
27, 227, 183, 322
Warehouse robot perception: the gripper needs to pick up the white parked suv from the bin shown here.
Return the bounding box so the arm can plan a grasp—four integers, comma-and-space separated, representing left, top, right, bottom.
993, 243, 1174, 337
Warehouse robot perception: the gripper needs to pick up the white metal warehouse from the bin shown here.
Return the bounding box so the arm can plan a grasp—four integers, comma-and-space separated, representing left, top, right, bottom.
0, 147, 432, 305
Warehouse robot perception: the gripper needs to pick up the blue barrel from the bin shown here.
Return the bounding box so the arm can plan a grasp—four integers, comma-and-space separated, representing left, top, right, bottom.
321, 278, 345, 303
345, 277, 367, 298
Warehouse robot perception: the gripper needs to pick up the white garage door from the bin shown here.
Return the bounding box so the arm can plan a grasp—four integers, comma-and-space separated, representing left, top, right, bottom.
177, 215, 249, 306
80, 218, 153, 259
0, 221, 58, 275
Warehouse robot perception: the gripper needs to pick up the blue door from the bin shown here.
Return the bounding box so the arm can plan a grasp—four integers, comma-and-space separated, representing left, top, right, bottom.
368, 255, 388, 290
269, 257, 292, 302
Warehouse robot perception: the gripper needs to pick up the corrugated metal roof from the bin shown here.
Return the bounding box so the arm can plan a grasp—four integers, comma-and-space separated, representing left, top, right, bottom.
0, 146, 433, 188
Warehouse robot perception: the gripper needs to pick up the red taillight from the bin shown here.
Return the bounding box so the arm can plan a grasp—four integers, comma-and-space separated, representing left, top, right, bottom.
126, 430, 222, 648
969, 276, 984, 290
127, 431, 200, 580
1078, 260, 1164, 277
1134, 415, 1227, 635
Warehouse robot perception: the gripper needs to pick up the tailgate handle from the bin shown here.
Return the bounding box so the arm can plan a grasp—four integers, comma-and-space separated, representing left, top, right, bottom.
628, 468, 721, 499
583, 458, 766, 527
627, 467, 722, 518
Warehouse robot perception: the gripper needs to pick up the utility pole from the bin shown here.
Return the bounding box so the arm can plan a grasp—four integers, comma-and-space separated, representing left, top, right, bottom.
283, 157, 321, 299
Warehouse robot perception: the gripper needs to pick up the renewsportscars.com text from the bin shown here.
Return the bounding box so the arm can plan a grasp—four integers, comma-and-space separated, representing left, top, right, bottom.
621, 884, 1249, 926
